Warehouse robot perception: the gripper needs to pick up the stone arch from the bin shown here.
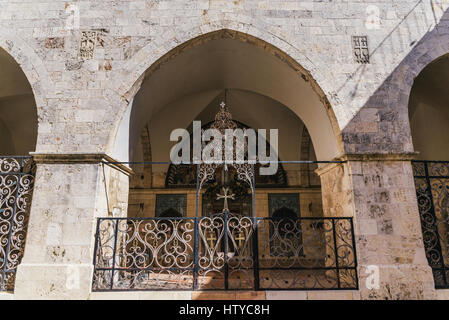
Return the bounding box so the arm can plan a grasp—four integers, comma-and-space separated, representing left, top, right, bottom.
389, 32, 449, 156
0, 28, 52, 155
0, 27, 53, 155
408, 51, 449, 160
108, 22, 344, 159
0, 27, 52, 115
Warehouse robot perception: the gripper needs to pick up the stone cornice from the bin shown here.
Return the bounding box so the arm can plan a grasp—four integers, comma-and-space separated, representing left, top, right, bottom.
29, 152, 133, 176
335, 152, 419, 162
315, 162, 343, 177
315, 152, 419, 176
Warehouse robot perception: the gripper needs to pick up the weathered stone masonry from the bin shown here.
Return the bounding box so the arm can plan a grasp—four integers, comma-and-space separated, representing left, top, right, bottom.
1, 0, 449, 299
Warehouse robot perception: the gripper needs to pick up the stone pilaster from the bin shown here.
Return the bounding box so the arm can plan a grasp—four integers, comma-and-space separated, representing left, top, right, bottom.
14, 153, 130, 299
317, 154, 436, 300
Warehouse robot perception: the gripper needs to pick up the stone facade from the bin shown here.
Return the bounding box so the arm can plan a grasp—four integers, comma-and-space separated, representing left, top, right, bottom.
1, 0, 449, 299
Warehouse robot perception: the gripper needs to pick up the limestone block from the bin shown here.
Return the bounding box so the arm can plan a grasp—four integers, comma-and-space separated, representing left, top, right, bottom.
266, 291, 307, 300
436, 289, 449, 300
14, 264, 94, 300
0, 293, 14, 300
358, 264, 436, 300
307, 291, 355, 300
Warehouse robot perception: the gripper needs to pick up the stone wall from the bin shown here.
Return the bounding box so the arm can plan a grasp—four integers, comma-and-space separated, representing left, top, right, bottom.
318, 156, 436, 299
0, 1, 447, 155
14, 154, 129, 299
0, 0, 448, 299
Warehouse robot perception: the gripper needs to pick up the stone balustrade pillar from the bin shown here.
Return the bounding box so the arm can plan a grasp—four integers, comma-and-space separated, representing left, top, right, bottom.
14, 153, 130, 299
317, 154, 436, 299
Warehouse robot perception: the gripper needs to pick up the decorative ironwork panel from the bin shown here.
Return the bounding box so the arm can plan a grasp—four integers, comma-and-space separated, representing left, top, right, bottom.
92, 216, 357, 291
201, 166, 252, 216
165, 164, 197, 188
257, 217, 357, 289
165, 112, 287, 189
412, 161, 449, 288
166, 162, 287, 188
155, 194, 187, 217
197, 213, 254, 290
93, 217, 195, 290
0, 156, 35, 291
268, 193, 300, 217
268, 194, 303, 257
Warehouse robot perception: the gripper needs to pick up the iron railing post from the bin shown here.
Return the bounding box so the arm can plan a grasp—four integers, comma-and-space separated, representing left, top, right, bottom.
251, 165, 259, 290
224, 209, 229, 290
252, 217, 260, 290
109, 218, 120, 290
193, 164, 200, 290
91, 217, 102, 290
331, 218, 341, 289
193, 217, 199, 290
349, 217, 359, 290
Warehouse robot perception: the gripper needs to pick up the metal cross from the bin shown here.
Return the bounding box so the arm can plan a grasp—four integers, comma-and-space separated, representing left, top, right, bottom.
220, 101, 226, 109
216, 187, 235, 211
206, 232, 216, 248
235, 232, 245, 248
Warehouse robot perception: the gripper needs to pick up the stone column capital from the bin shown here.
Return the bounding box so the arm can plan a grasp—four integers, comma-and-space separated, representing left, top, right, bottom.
30, 152, 133, 176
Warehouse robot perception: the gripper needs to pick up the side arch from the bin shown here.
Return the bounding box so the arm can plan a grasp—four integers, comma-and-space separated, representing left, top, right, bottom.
0, 27, 52, 111
391, 33, 449, 155
408, 51, 449, 160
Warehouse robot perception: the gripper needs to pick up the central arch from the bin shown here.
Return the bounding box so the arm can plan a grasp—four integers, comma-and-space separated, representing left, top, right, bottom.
111, 28, 344, 220
108, 28, 346, 227
97, 27, 359, 292
112, 29, 342, 164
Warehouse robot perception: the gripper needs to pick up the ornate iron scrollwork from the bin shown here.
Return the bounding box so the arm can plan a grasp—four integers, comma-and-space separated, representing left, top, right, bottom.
412, 161, 449, 288
93, 217, 195, 290
0, 157, 35, 291
165, 104, 287, 189
92, 216, 357, 291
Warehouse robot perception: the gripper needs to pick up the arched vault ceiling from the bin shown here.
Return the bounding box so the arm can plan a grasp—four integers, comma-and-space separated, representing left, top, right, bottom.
129, 38, 338, 161
146, 89, 307, 163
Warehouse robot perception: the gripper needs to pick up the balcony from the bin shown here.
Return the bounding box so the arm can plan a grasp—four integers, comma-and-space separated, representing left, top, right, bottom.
92, 214, 357, 291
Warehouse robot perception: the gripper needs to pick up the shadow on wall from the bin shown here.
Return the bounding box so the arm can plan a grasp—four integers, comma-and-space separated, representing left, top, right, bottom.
337, 1, 449, 158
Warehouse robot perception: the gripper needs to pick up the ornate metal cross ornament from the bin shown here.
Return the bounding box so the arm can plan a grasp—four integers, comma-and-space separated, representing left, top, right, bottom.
206, 232, 217, 248
235, 232, 245, 248
216, 186, 235, 211
210, 101, 238, 134
197, 101, 254, 192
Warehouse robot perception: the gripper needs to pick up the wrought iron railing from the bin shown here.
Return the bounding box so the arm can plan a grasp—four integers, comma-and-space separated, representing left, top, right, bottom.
92, 214, 357, 291
412, 160, 449, 288
0, 156, 35, 291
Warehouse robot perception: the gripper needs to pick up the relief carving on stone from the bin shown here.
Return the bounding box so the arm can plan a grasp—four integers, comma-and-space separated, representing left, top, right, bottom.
79, 31, 96, 60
